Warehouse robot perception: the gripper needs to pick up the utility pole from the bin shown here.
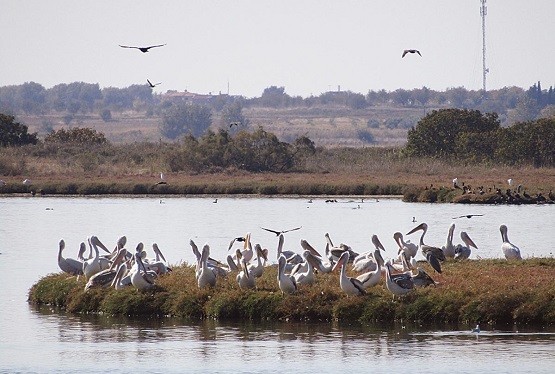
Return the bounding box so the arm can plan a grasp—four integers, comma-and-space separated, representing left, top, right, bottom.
480, 0, 489, 92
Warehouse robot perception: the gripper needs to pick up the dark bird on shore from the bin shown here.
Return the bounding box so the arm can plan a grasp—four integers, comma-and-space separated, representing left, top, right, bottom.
147, 79, 161, 88
119, 44, 166, 53
261, 226, 302, 236
452, 214, 484, 219
402, 49, 421, 58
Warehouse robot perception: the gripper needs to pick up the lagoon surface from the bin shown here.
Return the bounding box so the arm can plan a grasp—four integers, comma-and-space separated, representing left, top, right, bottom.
1, 196, 554, 373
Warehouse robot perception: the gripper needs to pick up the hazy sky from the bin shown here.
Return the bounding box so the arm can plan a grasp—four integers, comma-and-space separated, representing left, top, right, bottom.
2, 0, 553, 98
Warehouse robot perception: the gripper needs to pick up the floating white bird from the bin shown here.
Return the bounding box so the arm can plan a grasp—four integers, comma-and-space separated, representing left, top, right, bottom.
333, 251, 365, 296
277, 255, 297, 294
500, 224, 522, 260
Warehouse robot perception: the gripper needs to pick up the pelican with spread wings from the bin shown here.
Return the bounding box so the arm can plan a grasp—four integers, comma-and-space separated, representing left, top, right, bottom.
119, 44, 166, 53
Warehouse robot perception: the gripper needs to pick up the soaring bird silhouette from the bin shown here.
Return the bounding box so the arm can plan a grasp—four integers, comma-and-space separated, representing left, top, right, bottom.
261, 226, 302, 236
147, 79, 161, 88
229, 122, 241, 128
119, 44, 166, 53
452, 214, 484, 219
402, 49, 421, 58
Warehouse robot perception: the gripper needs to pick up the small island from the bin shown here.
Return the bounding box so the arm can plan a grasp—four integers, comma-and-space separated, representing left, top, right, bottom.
29, 258, 555, 327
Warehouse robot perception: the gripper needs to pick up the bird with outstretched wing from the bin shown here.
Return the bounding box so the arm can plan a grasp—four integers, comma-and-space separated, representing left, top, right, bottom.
119, 44, 166, 53
261, 226, 302, 236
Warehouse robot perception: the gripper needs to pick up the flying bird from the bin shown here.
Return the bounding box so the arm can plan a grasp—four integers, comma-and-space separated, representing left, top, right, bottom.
261, 226, 302, 236
147, 79, 161, 88
229, 122, 241, 128
119, 44, 166, 53
402, 49, 421, 58
452, 214, 484, 219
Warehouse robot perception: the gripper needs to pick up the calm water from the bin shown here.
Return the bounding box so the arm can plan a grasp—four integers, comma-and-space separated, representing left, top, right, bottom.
1, 196, 554, 373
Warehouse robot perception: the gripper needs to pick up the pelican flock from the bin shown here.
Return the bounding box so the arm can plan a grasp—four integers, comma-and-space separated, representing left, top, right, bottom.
57, 222, 527, 301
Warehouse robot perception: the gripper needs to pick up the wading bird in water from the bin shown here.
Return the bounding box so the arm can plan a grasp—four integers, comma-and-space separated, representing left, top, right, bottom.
119, 44, 166, 53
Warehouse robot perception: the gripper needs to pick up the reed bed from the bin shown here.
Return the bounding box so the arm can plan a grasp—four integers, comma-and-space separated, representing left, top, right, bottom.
29, 258, 555, 327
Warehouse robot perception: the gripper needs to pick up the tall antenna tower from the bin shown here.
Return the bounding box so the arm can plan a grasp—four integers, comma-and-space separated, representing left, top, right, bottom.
480, 0, 489, 92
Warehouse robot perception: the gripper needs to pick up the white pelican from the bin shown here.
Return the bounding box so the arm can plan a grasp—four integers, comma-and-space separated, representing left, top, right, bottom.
83, 236, 103, 280
442, 223, 456, 259
325, 233, 358, 263
291, 251, 315, 285
277, 255, 297, 294
247, 244, 267, 278
301, 240, 334, 273
393, 232, 418, 259
111, 262, 129, 290
131, 251, 155, 289
333, 251, 365, 296
229, 233, 254, 264
384, 260, 414, 299
57, 240, 84, 276
236, 250, 255, 289
197, 244, 217, 288
407, 223, 445, 273
355, 235, 385, 289
500, 224, 522, 260
145, 243, 171, 275
454, 232, 478, 260
85, 247, 127, 291
276, 234, 302, 264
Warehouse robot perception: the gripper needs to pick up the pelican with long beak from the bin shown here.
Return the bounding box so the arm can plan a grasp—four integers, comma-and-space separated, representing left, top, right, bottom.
454, 232, 478, 260
247, 244, 268, 278
355, 235, 385, 289
197, 244, 217, 288
236, 251, 255, 289
83, 236, 104, 280
111, 262, 129, 290
131, 246, 155, 289
276, 234, 303, 264
291, 251, 316, 286
277, 255, 297, 294
85, 247, 127, 291
442, 223, 456, 259
500, 224, 522, 260
412, 267, 436, 287
384, 260, 414, 300
300, 239, 333, 273
333, 251, 365, 295
58, 240, 84, 276
393, 232, 418, 259
407, 222, 445, 273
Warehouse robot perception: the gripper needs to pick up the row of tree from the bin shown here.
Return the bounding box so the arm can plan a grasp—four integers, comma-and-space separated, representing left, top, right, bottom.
1, 81, 554, 121
405, 109, 555, 167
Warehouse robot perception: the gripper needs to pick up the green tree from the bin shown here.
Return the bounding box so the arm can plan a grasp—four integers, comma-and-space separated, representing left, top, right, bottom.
260, 86, 287, 108
160, 102, 212, 139
0, 113, 38, 146
405, 109, 500, 158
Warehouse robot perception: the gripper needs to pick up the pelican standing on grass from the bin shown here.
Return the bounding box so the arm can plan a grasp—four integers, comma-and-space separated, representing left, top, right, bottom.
500, 224, 522, 260
355, 235, 385, 289
236, 251, 256, 289
454, 232, 478, 260
442, 223, 456, 259
384, 260, 414, 300
57, 240, 84, 276
277, 255, 297, 294
407, 223, 445, 273
197, 244, 217, 288
333, 251, 365, 296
